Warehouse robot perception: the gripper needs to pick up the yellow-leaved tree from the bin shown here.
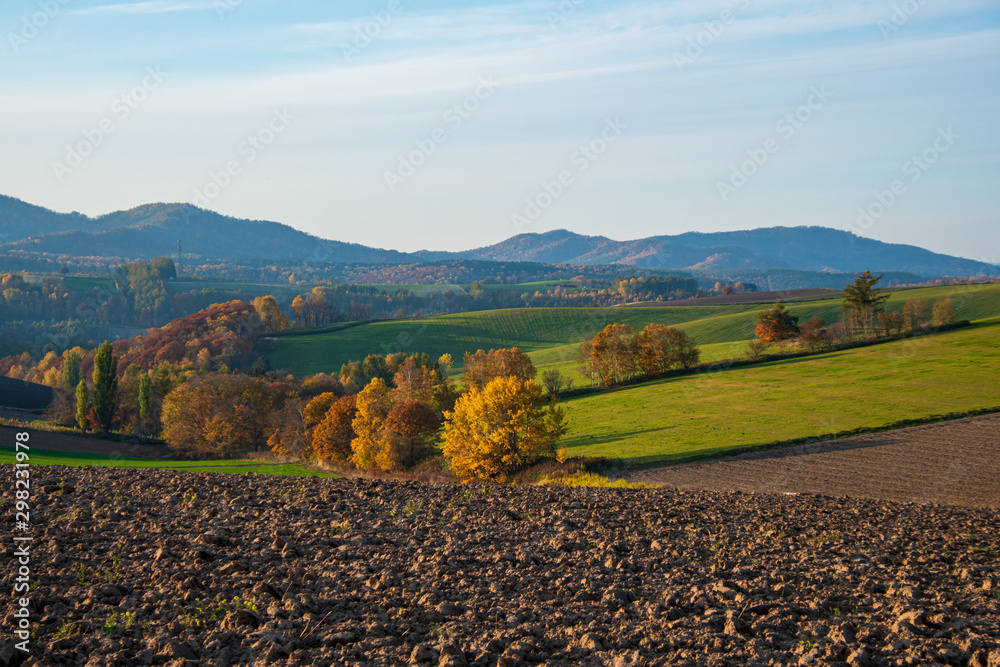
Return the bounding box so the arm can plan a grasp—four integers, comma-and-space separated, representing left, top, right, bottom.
442, 376, 565, 482
350, 377, 392, 470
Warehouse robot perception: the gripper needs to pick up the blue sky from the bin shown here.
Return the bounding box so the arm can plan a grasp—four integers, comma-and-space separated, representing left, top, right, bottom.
1, 0, 997, 261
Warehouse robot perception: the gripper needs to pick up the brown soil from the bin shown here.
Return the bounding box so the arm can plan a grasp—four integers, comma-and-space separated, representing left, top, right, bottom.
2, 466, 999, 666
626, 414, 1000, 508
0, 425, 166, 460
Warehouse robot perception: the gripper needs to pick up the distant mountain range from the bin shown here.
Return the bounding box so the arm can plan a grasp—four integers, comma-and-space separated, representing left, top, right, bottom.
1, 194, 993, 277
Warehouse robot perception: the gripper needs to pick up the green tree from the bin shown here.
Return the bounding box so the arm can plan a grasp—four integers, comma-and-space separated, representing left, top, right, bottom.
138, 373, 152, 422
842, 270, 889, 334
92, 341, 119, 433
150, 257, 177, 280
61, 350, 82, 390
75, 380, 89, 431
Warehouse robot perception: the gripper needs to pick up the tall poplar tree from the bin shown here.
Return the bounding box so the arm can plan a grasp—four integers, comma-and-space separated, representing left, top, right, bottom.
92, 341, 118, 433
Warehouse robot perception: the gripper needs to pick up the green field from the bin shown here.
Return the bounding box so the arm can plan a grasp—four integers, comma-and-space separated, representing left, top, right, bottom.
265, 283, 1000, 379
560, 317, 1000, 466
0, 447, 334, 477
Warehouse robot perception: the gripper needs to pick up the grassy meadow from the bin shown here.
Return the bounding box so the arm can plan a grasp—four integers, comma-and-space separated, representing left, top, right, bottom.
0, 446, 334, 477
560, 317, 1000, 466
265, 282, 1000, 380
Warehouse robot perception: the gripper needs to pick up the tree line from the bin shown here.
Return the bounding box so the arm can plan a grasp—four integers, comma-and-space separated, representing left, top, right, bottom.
750, 271, 959, 357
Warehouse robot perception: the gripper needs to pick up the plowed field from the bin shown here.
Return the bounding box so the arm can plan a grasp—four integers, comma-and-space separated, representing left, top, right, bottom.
627, 413, 1000, 507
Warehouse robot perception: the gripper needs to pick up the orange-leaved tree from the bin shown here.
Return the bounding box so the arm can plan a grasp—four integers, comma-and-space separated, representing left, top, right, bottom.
582, 323, 639, 387
754, 302, 800, 342
376, 400, 440, 471
312, 395, 358, 462
636, 323, 700, 376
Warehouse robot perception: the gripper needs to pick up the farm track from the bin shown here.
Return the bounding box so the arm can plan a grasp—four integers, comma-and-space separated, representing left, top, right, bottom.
627, 413, 1000, 507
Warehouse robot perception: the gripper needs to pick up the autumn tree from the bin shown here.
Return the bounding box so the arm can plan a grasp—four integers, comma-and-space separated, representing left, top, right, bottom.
932, 297, 955, 326
303, 392, 340, 432
377, 401, 440, 470
797, 316, 827, 351
842, 271, 889, 334
581, 323, 638, 387
755, 302, 800, 343
902, 299, 926, 331
253, 295, 290, 332
636, 323, 700, 376
436, 353, 453, 381
350, 377, 393, 470
442, 377, 563, 482
291, 290, 332, 327
462, 347, 536, 390
161, 375, 283, 457
91, 341, 118, 433
876, 310, 903, 337
312, 395, 358, 462
392, 357, 436, 404
299, 373, 345, 399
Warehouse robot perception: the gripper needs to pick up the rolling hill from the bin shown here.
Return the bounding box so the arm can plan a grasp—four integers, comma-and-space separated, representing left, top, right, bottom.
262, 282, 1000, 379
1, 202, 410, 263
423, 227, 993, 276
0, 194, 992, 277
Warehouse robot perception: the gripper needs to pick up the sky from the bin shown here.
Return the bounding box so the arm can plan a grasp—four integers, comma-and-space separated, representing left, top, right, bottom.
0, 0, 998, 262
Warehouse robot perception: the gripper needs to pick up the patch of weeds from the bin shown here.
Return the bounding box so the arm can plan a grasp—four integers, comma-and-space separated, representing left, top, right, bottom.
75, 565, 94, 586
208, 533, 237, 548
797, 638, 815, 650
827, 606, 845, 619
539, 471, 652, 489
280, 483, 309, 506
75, 559, 124, 586
403, 498, 424, 515
102, 611, 138, 635
181, 488, 197, 506
179, 595, 259, 629
330, 522, 352, 536
52, 620, 85, 641
55, 506, 82, 524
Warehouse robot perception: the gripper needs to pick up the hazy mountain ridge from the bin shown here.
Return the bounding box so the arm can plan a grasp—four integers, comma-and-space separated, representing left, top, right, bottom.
1, 200, 410, 264
0, 195, 992, 277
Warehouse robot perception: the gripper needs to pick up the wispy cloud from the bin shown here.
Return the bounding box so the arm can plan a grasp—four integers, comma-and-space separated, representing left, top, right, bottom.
71, 1, 218, 16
